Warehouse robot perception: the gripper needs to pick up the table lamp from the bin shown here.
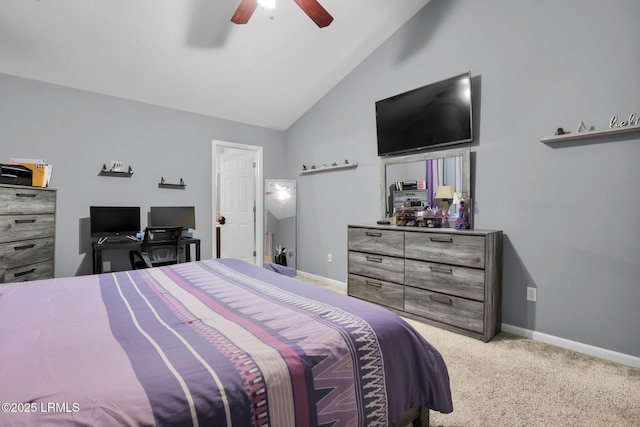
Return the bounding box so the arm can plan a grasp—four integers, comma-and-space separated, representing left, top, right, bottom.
434, 185, 454, 214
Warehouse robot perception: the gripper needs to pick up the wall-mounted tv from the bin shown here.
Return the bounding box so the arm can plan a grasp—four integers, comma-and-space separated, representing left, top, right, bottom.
376, 72, 472, 156
90, 206, 141, 239
149, 206, 196, 233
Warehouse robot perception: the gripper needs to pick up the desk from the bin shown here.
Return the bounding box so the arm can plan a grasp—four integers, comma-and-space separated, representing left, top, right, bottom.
92, 237, 201, 274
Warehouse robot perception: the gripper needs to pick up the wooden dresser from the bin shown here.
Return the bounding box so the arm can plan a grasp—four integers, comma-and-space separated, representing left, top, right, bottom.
0, 184, 56, 283
348, 224, 502, 342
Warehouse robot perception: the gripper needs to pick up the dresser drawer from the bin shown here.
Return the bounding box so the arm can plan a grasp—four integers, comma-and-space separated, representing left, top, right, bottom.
348, 228, 404, 257
348, 274, 404, 311
348, 251, 404, 284
0, 188, 56, 215
0, 214, 55, 243
405, 232, 485, 268
405, 286, 484, 334
0, 238, 54, 269
405, 259, 485, 301
3, 260, 54, 283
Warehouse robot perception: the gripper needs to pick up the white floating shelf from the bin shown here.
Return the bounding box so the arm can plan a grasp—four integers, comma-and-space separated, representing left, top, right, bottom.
540, 124, 640, 143
299, 162, 358, 175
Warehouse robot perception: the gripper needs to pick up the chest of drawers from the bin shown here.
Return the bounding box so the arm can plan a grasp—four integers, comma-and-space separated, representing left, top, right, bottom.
348, 224, 502, 342
0, 184, 57, 283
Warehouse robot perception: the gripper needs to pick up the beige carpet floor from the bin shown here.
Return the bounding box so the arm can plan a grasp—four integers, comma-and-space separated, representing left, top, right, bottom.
297, 276, 640, 427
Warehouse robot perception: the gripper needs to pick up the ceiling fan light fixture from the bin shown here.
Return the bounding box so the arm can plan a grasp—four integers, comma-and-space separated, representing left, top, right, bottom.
258, 0, 276, 9
231, 0, 332, 27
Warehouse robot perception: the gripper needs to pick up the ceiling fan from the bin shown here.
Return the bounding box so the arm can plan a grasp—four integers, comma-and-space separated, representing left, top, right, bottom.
231, 0, 334, 28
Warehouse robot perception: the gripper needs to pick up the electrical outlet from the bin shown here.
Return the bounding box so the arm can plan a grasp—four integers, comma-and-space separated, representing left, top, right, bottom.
103, 261, 111, 272
526, 286, 537, 302
327, 253, 332, 263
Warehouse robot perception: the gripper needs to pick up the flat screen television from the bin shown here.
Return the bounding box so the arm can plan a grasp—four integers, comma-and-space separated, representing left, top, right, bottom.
376, 72, 472, 156
149, 206, 196, 233
90, 206, 141, 239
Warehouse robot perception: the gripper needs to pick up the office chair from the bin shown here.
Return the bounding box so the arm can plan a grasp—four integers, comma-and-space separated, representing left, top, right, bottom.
129, 226, 183, 269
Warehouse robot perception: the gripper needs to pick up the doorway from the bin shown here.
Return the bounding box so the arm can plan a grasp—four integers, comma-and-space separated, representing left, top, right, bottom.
212, 140, 263, 266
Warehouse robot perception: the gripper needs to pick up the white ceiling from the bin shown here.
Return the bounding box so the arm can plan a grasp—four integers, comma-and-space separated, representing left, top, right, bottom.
0, 0, 430, 130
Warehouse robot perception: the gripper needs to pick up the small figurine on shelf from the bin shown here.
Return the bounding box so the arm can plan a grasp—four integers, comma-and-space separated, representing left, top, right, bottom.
576, 121, 587, 133
455, 194, 471, 229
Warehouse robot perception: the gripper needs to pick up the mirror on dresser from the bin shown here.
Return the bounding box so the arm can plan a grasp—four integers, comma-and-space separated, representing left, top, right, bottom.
380, 147, 471, 227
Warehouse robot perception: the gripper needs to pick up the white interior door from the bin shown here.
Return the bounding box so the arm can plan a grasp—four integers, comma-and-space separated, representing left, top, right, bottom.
219, 150, 256, 264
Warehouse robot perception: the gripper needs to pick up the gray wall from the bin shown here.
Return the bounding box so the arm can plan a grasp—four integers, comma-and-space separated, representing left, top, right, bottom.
1, 73, 286, 277
1, 0, 638, 360
286, 0, 640, 358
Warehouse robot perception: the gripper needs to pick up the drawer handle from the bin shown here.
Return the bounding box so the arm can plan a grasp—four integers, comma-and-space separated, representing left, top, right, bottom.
365, 232, 382, 237
429, 266, 453, 275
429, 295, 453, 305
365, 256, 383, 263
14, 268, 36, 278
365, 280, 382, 288
15, 219, 37, 224
15, 244, 36, 251
15, 193, 37, 198
430, 237, 453, 243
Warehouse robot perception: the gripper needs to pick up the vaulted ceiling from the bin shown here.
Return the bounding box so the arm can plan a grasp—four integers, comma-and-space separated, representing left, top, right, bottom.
0, 0, 431, 130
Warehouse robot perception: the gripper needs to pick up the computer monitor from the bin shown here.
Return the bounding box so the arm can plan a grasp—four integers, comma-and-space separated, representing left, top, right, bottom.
90, 206, 141, 240
149, 206, 196, 234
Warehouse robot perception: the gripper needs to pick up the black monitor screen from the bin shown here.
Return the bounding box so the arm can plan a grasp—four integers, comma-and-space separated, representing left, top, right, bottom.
149, 206, 196, 231
90, 206, 141, 237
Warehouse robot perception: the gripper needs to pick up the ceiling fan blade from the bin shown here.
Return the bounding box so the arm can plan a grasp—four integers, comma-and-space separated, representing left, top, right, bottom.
231, 0, 258, 24
293, 0, 334, 28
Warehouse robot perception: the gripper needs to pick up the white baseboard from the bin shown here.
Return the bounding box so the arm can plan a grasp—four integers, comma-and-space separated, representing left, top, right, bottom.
502, 324, 640, 369
295, 270, 347, 290
293, 272, 640, 369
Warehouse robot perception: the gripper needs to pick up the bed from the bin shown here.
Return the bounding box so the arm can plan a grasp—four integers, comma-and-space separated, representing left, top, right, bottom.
0, 258, 452, 426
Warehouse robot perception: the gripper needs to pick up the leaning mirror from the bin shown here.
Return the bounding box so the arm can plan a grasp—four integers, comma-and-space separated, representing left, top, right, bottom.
264, 179, 297, 276
380, 147, 471, 227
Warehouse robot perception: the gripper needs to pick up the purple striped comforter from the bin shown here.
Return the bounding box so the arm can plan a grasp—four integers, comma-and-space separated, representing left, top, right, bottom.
0, 258, 452, 426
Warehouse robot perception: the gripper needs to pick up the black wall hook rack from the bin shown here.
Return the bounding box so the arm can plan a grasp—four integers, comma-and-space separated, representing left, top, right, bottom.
158, 177, 186, 189
99, 164, 134, 177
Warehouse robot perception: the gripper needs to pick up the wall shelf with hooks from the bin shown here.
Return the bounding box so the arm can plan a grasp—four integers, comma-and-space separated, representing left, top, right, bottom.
99, 164, 133, 177
299, 162, 358, 175
158, 177, 186, 189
